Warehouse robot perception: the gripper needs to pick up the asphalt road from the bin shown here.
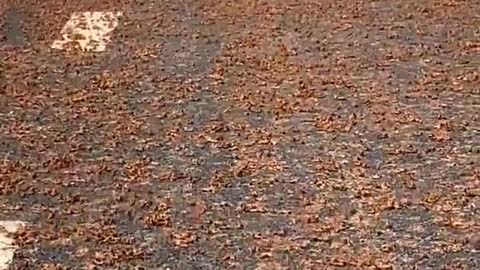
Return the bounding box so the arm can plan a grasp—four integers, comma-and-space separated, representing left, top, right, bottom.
1, 0, 479, 269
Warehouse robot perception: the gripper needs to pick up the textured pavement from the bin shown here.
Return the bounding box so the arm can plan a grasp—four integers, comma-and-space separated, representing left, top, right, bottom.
1, 0, 479, 269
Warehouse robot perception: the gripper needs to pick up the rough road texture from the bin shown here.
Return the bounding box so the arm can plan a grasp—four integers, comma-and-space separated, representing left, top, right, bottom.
1, 0, 479, 269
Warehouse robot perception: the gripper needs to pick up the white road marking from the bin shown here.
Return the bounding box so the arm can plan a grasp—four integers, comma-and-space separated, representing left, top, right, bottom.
0, 221, 25, 270
51, 11, 122, 52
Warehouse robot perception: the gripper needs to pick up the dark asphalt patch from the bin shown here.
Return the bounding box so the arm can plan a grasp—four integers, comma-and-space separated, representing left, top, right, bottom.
1, 8, 27, 47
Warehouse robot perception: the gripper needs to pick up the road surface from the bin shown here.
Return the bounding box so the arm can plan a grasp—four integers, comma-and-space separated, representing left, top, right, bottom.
1, 0, 479, 269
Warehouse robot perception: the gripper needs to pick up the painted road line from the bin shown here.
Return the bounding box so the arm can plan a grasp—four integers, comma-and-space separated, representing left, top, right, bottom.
51, 11, 123, 52
0, 221, 25, 270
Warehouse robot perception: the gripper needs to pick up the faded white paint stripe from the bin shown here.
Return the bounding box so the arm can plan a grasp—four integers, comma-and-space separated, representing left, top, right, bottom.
51, 11, 122, 52
0, 221, 25, 270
